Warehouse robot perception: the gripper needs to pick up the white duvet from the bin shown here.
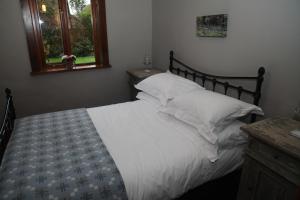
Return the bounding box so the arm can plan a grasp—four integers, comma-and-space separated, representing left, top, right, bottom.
87, 100, 246, 200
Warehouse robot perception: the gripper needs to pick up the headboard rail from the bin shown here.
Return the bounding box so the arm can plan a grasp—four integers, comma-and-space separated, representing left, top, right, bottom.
169, 51, 265, 122
0, 89, 16, 165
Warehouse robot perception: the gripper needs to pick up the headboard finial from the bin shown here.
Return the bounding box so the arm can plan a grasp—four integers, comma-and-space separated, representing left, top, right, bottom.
5, 88, 11, 97
253, 66, 266, 111
258, 67, 266, 77
170, 50, 174, 57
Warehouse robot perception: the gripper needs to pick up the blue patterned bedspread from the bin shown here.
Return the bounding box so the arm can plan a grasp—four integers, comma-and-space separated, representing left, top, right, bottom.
0, 109, 127, 200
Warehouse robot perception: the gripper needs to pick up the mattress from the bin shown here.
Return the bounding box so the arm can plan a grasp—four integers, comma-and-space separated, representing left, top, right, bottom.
87, 100, 246, 200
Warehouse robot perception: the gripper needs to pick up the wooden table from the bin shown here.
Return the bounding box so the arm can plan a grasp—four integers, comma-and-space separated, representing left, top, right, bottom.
237, 117, 300, 200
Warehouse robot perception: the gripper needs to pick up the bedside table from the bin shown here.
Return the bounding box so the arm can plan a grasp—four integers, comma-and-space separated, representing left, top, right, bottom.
237, 118, 300, 200
127, 68, 163, 100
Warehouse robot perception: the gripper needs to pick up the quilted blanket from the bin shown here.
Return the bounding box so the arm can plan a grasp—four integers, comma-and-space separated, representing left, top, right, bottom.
0, 109, 127, 200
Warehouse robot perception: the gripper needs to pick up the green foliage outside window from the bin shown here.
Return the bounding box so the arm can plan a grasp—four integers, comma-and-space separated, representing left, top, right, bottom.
40, 0, 94, 64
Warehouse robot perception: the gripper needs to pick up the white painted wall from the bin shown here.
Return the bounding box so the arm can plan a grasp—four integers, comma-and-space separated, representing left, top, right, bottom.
1, 0, 299, 118
153, 0, 300, 117
0, 0, 152, 117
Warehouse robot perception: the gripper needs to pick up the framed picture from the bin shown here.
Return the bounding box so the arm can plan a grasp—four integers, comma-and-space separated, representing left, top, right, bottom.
197, 14, 228, 37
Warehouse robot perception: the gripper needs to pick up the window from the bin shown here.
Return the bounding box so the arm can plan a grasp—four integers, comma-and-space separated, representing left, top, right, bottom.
21, 0, 110, 74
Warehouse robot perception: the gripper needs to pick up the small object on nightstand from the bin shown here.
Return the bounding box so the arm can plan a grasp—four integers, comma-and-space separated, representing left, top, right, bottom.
293, 105, 300, 121
127, 68, 164, 100
237, 117, 300, 200
143, 55, 152, 66
290, 129, 300, 139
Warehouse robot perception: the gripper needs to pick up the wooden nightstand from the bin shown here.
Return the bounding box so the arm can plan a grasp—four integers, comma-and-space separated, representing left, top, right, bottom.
237, 118, 300, 200
127, 68, 163, 100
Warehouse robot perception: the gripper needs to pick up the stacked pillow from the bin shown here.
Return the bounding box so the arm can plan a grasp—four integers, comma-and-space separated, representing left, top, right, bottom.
135, 71, 205, 105
159, 89, 263, 144
136, 92, 161, 107
135, 72, 264, 161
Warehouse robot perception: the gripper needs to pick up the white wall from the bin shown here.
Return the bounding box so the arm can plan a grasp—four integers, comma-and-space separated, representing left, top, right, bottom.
1, 0, 299, 118
153, 0, 300, 117
0, 0, 152, 117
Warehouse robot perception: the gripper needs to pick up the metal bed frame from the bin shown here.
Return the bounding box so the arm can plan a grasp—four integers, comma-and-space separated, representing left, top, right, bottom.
0, 51, 266, 171
169, 50, 265, 122
0, 88, 16, 165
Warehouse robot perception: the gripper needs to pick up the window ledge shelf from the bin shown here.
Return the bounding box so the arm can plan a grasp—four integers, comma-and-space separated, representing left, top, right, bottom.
31, 64, 111, 76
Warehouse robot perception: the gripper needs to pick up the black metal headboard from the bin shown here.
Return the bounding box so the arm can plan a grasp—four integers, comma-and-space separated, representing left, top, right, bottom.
0, 89, 16, 165
169, 51, 265, 122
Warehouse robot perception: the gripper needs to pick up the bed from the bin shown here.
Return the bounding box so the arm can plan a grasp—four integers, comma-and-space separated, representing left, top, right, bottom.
0, 51, 266, 200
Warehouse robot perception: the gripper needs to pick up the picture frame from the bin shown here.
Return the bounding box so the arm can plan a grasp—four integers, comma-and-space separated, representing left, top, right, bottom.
197, 14, 228, 38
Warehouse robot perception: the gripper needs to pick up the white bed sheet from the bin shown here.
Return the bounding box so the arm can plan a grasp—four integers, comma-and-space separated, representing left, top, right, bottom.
87, 100, 245, 200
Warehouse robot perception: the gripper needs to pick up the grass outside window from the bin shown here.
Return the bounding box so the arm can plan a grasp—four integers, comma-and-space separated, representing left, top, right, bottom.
47, 56, 96, 65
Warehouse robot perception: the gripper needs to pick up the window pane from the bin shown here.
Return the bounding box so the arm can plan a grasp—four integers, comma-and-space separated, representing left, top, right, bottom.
68, 0, 95, 65
37, 0, 64, 65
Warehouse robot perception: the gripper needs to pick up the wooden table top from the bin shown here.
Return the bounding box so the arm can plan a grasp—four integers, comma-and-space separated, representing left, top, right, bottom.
241, 117, 300, 160
126, 68, 164, 79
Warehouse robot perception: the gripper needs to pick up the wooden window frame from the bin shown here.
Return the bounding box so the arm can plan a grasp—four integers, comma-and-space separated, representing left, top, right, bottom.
21, 0, 110, 75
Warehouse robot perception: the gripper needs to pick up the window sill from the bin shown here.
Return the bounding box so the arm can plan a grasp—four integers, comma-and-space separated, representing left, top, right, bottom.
31, 64, 111, 75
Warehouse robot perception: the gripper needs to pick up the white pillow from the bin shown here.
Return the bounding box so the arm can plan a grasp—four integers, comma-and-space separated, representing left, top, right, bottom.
217, 121, 248, 150
135, 72, 205, 105
136, 92, 161, 106
160, 90, 263, 144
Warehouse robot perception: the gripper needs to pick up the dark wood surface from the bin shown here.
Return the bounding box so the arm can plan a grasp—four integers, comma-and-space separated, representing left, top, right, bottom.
20, 0, 110, 74
31, 64, 112, 75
